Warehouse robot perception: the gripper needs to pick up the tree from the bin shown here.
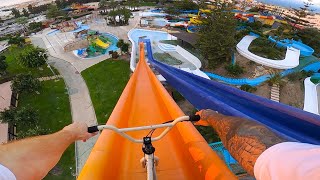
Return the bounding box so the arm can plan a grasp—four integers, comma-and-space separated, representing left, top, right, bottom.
22, 8, 29, 17
165, 0, 199, 15
8, 36, 25, 46
0, 107, 39, 127
225, 63, 244, 76
108, 0, 119, 11
126, 0, 139, 11
0, 108, 16, 125
296, 28, 320, 57
271, 24, 294, 47
116, 39, 125, 54
0, 55, 8, 75
28, 22, 43, 32
11, 74, 41, 93
99, 0, 108, 13
27, 4, 34, 14
240, 84, 257, 93
11, 8, 21, 18
46, 4, 64, 19
290, 0, 314, 27
121, 43, 129, 54
197, 0, 237, 68
18, 46, 47, 68
15, 16, 28, 34
267, 72, 283, 86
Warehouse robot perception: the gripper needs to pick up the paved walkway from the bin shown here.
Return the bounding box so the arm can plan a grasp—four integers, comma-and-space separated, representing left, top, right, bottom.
32, 11, 141, 72
31, 37, 98, 175
30, 12, 141, 175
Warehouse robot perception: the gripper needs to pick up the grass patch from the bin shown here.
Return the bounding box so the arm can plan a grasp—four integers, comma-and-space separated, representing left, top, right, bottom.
81, 60, 131, 124
248, 38, 286, 60
153, 53, 182, 65
1, 45, 58, 80
18, 79, 74, 179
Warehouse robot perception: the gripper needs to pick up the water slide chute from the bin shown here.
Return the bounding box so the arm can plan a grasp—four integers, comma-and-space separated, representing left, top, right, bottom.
94, 38, 109, 49
78, 42, 236, 179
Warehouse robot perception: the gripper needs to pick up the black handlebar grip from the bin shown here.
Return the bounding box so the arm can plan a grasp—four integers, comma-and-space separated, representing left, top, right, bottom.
88, 126, 99, 133
189, 114, 200, 122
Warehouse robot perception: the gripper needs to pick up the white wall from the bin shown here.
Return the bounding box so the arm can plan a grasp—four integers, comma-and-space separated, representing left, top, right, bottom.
176, 45, 201, 69
236, 35, 300, 69
303, 77, 319, 115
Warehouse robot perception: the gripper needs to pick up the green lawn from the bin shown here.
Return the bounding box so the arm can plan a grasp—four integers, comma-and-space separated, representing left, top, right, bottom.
1, 45, 58, 80
18, 79, 74, 179
82, 60, 131, 124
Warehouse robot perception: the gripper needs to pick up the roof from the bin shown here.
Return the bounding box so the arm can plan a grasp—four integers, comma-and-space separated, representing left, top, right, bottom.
169, 30, 199, 46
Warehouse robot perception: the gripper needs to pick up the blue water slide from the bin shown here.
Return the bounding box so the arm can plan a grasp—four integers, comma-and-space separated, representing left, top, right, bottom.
268, 36, 314, 57
140, 38, 320, 145
204, 62, 320, 86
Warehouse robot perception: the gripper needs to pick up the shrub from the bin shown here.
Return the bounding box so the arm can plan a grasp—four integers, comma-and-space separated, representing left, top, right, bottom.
0, 108, 16, 124
0, 55, 8, 74
18, 125, 51, 138
112, 51, 119, 59
240, 84, 257, 93
225, 64, 244, 76
11, 74, 41, 93
18, 46, 47, 68
0, 107, 39, 127
287, 71, 314, 82
8, 36, 25, 46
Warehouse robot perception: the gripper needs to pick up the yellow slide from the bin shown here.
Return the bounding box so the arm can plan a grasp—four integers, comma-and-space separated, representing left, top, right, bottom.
94, 38, 109, 49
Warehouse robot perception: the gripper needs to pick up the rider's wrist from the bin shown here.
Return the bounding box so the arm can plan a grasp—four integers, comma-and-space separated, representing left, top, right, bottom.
61, 128, 77, 142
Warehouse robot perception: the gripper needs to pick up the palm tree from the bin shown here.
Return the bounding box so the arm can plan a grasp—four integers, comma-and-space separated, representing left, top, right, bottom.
267, 72, 283, 86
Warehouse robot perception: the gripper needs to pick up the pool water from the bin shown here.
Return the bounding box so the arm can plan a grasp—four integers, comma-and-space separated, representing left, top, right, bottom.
47, 29, 61, 36
74, 33, 119, 59
129, 29, 172, 54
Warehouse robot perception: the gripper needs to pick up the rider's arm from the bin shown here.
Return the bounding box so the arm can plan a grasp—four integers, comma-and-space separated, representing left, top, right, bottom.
197, 109, 286, 176
0, 122, 96, 180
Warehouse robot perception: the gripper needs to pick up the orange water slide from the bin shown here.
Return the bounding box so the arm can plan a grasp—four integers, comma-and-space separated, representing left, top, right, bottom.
78, 42, 236, 180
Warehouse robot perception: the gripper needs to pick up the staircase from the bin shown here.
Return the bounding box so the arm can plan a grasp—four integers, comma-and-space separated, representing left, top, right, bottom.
270, 84, 280, 102
158, 43, 176, 52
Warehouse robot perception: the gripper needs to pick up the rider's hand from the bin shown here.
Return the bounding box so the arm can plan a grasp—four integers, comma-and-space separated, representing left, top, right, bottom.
194, 109, 218, 126
63, 122, 98, 142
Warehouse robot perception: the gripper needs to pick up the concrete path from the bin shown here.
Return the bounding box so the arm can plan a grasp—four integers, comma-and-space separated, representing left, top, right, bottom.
31, 37, 98, 175
29, 12, 141, 175
33, 11, 141, 72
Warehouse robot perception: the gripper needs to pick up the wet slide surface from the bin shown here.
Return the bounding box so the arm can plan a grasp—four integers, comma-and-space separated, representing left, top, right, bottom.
78, 43, 235, 179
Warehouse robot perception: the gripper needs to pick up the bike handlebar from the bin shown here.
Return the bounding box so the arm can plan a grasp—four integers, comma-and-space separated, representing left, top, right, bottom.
87, 115, 200, 143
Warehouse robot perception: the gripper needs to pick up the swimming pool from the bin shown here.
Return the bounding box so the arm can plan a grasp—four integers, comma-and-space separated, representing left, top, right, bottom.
129, 29, 173, 51
47, 29, 61, 36
73, 32, 119, 59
